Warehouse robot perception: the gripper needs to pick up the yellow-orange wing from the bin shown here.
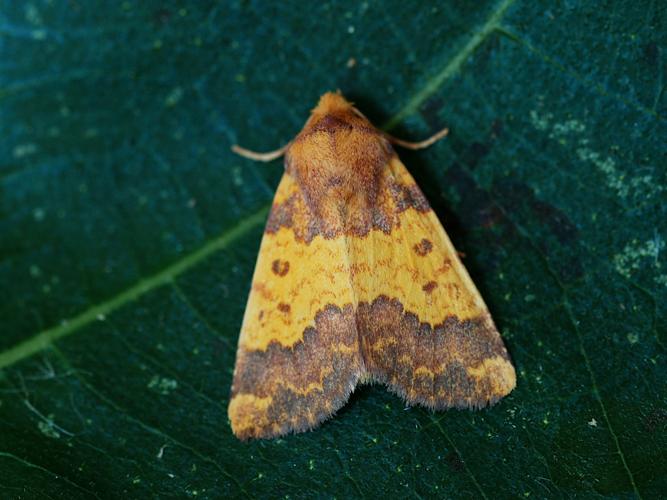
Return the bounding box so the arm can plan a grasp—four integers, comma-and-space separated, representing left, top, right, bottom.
352, 157, 516, 409
228, 172, 364, 440
229, 91, 515, 440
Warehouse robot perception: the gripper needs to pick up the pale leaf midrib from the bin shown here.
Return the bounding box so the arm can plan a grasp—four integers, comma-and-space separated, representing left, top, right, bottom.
0, 205, 270, 369
384, 0, 517, 130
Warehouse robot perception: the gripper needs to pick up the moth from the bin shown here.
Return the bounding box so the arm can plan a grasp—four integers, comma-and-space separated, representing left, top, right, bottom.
228, 92, 515, 440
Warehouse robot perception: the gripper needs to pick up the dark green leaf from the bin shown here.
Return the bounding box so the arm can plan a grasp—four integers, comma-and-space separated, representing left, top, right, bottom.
1, 1, 665, 498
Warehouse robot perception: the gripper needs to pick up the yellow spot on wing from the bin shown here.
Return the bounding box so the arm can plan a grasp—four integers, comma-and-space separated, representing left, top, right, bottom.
349, 209, 486, 325
413, 366, 434, 378
228, 394, 274, 435
240, 227, 355, 350
467, 355, 516, 394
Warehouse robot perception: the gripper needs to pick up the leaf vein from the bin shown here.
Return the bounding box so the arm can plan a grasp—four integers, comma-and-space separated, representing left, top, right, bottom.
476, 175, 644, 499
496, 27, 662, 120
0, 451, 102, 499
51, 346, 251, 498
431, 417, 489, 500
0, 205, 270, 370
384, 0, 518, 130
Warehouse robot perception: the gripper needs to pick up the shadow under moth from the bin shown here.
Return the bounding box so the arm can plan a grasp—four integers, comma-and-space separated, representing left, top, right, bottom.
229, 92, 515, 440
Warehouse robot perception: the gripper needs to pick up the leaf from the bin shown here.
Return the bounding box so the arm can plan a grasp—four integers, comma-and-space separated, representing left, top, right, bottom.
1, 1, 665, 498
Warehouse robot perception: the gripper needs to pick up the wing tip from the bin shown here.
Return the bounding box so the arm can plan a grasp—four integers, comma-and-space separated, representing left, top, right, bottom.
367, 354, 516, 413
229, 378, 361, 441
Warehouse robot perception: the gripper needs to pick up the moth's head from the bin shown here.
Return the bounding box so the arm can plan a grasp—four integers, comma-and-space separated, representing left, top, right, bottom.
288, 92, 390, 169
302, 91, 375, 131
286, 92, 393, 205
310, 92, 355, 117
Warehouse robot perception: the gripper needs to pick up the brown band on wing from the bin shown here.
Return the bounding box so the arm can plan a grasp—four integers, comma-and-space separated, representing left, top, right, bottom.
293, 114, 380, 140
265, 174, 431, 244
229, 304, 363, 440
231, 295, 514, 438
393, 183, 431, 213
265, 191, 322, 243
357, 296, 515, 410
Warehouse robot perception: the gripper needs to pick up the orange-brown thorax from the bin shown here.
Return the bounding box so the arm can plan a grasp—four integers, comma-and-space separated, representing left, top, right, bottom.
285, 93, 394, 235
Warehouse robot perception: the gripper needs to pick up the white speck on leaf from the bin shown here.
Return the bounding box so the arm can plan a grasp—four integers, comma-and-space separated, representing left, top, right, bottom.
13, 143, 38, 158
25, 4, 43, 25
38, 420, 60, 439
33, 208, 46, 221
529, 110, 553, 131
613, 235, 664, 278
550, 119, 585, 139
26, 400, 74, 439
165, 87, 184, 107
31, 30, 46, 42
232, 166, 243, 187
148, 376, 178, 395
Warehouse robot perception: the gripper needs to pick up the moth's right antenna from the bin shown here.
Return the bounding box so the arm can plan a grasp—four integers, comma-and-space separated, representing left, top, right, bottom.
385, 128, 449, 150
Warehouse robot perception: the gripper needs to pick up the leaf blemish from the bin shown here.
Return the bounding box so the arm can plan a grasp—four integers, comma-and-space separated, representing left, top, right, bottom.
38, 418, 61, 439
147, 375, 178, 395
530, 109, 663, 200
613, 236, 664, 279
13, 143, 38, 159
164, 87, 183, 108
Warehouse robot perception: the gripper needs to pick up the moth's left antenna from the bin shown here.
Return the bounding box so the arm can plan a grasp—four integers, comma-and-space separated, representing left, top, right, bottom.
231, 143, 288, 162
